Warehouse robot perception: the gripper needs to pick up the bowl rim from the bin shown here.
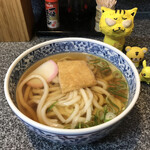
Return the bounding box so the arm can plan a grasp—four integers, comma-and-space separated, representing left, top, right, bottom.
4, 37, 140, 135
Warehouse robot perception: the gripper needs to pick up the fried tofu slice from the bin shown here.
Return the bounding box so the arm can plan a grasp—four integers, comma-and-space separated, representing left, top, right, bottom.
58, 60, 97, 93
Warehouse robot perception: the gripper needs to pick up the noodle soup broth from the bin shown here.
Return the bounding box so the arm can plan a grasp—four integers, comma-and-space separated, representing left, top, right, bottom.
16, 52, 129, 129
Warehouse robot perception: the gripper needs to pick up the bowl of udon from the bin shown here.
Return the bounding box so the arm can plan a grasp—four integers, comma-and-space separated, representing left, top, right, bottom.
4, 37, 140, 145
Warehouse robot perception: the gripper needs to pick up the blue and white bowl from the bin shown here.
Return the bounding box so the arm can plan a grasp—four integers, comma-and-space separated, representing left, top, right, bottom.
4, 38, 140, 145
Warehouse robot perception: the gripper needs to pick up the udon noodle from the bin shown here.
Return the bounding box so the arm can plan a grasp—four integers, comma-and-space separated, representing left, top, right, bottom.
16, 53, 128, 129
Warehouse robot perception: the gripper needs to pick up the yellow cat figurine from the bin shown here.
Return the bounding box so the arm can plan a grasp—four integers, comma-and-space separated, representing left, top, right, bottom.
99, 7, 138, 51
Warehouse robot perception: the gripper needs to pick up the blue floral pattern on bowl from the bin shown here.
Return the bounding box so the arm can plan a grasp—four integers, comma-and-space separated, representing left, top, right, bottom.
8, 39, 138, 144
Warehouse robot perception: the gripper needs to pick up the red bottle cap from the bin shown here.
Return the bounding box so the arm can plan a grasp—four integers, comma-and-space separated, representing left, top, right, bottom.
45, 0, 58, 2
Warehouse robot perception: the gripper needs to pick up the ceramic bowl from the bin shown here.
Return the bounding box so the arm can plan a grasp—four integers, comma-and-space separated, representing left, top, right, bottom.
4, 38, 140, 145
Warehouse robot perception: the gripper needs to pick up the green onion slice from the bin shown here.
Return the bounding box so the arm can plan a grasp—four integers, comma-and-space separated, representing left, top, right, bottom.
105, 112, 116, 122
106, 97, 120, 114
47, 101, 58, 112
113, 70, 122, 79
